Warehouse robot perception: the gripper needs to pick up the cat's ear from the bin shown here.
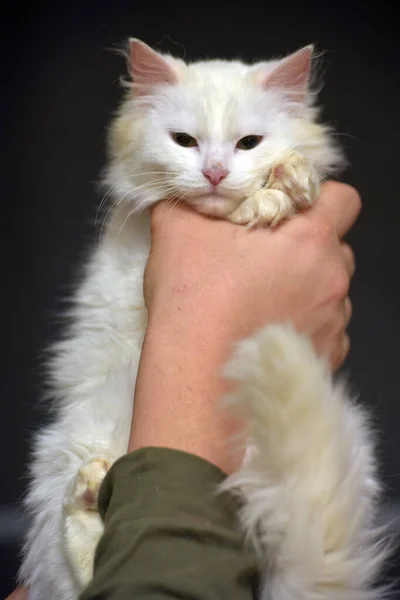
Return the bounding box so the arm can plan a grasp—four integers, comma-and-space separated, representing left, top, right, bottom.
255, 46, 314, 105
128, 39, 182, 95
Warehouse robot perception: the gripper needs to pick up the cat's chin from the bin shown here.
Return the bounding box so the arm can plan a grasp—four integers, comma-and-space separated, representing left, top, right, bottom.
186, 194, 242, 218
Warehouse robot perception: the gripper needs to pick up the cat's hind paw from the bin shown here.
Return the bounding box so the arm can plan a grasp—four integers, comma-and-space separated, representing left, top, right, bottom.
63, 457, 111, 589
66, 457, 111, 512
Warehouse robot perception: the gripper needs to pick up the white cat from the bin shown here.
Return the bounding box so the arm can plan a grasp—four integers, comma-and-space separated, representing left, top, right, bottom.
19, 39, 389, 600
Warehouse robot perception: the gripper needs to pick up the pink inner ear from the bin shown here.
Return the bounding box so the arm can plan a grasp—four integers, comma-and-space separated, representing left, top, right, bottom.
129, 39, 178, 95
264, 46, 313, 103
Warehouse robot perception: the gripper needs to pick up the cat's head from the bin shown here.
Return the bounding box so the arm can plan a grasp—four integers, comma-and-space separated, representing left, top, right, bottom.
107, 40, 320, 217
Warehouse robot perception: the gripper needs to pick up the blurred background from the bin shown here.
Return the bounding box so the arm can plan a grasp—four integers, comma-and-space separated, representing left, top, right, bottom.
2, 0, 400, 596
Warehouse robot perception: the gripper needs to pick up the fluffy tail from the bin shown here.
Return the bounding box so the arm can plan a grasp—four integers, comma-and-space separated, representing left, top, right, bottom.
222, 325, 390, 600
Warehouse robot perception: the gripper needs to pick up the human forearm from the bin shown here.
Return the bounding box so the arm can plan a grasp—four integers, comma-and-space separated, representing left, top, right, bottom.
128, 310, 244, 474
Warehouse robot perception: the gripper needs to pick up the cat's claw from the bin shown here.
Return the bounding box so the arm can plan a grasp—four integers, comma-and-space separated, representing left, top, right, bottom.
267, 150, 319, 209
229, 190, 294, 227
229, 150, 319, 227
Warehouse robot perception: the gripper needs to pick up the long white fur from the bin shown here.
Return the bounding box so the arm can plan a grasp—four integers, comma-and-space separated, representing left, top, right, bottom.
19, 40, 388, 599
222, 325, 389, 599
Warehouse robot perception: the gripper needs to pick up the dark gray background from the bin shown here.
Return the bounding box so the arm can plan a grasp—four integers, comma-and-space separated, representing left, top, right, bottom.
2, 0, 400, 596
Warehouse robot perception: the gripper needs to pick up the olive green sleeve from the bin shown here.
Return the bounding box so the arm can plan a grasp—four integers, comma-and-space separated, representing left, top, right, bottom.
79, 447, 259, 600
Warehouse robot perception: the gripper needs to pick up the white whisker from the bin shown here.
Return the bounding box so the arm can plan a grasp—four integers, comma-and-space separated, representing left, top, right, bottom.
105, 182, 183, 243
114, 207, 138, 243
96, 169, 179, 221
97, 181, 178, 239
96, 176, 177, 226
159, 191, 188, 226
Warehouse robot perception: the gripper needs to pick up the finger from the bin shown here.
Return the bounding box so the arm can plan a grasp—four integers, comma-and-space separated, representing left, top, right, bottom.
6, 589, 27, 600
340, 333, 351, 364
343, 296, 352, 327
332, 333, 350, 371
341, 243, 356, 278
315, 181, 362, 238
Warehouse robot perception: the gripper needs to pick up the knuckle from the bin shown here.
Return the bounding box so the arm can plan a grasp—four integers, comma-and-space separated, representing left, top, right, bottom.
315, 215, 336, 243
342, 243, 356, 273
344, 295, 352, 315
342, 183, 362, 214
331, 334, 350, 371
330, 266, 350, 301
329, 312, 346, 340
323, 181, 362, 211
313, 214, 335, 243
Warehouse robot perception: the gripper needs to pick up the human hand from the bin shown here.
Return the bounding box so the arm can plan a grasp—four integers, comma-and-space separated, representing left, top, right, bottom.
5, 589, 27, 600
130, 181, 359, 472
144, 181, 359, 370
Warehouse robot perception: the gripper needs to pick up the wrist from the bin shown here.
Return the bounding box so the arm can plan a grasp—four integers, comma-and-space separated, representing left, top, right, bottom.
146, 280, 250, 352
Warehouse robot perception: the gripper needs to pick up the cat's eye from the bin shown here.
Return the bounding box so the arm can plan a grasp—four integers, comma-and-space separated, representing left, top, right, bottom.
171, 132, 198, 148
236, 135, 263, 150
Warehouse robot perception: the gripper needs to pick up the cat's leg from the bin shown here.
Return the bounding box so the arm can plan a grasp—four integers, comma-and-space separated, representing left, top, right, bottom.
63, 458, 111, 589
229, 150, 319, 226
21, 405, 131, 600
20, 214, 149, 600
222, 324, 388, 599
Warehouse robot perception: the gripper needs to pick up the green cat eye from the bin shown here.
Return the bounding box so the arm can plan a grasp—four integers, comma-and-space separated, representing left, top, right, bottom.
171, 132, 198, 147
236, 135, 263, 150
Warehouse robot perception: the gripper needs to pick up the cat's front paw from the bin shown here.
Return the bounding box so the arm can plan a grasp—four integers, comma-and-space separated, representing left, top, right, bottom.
66, 457, 111, 512
229, 151, 319, 227
267, 150, 319, 209
229, 189, 294, 227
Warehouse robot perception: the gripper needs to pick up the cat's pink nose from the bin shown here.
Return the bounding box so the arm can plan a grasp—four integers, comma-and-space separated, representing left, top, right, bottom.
202, 166, 229, 186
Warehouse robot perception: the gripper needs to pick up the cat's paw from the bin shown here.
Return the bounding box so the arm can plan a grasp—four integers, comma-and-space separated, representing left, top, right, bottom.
66, 457, 111, 512
229, 151, 319, 227
229, 189, 294, 227
63, 458, 111, 588
267, 150, 319, 210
